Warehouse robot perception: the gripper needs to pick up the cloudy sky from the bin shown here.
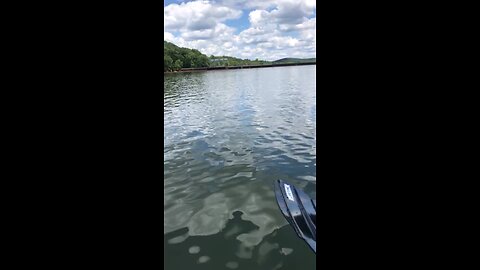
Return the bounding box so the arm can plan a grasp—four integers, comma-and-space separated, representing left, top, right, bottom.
164, 0, 316, 61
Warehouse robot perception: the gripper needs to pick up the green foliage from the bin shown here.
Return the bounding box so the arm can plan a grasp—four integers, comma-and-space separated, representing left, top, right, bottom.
164, 41, 210, 71
208, 56, 270, 67
164, 41, 274, 71
164, 55, 173, 72
174, 59, 183, 70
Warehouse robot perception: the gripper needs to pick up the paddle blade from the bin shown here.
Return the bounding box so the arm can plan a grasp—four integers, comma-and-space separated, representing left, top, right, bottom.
274, 179, 316, 253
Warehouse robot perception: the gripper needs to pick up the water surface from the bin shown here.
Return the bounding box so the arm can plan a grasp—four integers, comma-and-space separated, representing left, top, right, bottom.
164, 65, 316, 270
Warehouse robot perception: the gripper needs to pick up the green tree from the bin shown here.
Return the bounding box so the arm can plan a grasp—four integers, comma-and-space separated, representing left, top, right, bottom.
174, 59, 183, 71
164, 55, 173, 72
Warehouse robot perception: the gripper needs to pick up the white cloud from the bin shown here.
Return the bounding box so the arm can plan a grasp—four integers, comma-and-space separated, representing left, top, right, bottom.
248, 10, 269, 25
164, 0, 242, 32
164, 0, 316, 61
215, 0, 278, 10
164, 31, 175, 42
180, 22, 235, 41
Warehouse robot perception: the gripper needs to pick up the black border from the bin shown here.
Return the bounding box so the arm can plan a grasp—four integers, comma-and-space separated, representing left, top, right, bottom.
10, 0, 465, 268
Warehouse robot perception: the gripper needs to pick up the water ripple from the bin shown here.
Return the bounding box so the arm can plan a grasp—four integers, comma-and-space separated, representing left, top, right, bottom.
165, 66, 316, 269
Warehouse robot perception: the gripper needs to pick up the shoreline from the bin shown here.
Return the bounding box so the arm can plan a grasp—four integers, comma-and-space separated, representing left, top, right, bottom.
164, 61, 316, 74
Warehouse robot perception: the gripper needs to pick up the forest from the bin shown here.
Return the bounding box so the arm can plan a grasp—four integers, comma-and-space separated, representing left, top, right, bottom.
164, 41, 210, 72
164, 41, 271, 72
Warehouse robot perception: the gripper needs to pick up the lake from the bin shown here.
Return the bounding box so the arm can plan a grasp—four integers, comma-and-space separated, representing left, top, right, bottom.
164, 65, 316, 270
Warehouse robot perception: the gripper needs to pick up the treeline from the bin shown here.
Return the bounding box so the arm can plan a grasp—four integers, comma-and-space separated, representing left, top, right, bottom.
272, 58, 316, 64
164, 41, 271, 72
164, 41, 209, 72
208, 56, 270, 67
164, 41, 316, 72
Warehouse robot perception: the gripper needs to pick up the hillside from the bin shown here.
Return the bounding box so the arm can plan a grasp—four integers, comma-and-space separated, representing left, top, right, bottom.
164, 41, 210, 72
164, 41, 272, 71
273, 58, 316, 64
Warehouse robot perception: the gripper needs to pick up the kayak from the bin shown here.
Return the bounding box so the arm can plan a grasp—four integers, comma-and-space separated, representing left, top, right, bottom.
274, 179, 316, 253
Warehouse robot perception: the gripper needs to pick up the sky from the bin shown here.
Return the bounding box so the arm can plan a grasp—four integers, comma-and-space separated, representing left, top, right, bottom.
164, 0, 316, 61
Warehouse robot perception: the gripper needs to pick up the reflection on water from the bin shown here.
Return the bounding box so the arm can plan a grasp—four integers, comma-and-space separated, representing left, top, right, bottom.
164, 66, 316, 269
165, 211, 316, 270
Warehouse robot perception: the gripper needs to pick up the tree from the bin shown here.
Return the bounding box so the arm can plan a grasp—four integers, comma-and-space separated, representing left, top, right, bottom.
174, 59, 183, 71
164, 55, 173, 72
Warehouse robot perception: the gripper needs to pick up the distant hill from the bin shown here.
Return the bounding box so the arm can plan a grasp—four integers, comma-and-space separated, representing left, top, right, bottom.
273, 58, 316, 64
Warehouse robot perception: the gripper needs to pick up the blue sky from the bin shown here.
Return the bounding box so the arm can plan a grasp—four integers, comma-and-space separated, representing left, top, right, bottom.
164, 0, 316, 61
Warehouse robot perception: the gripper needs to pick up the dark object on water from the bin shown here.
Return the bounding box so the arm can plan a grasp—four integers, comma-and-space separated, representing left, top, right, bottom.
274, 179, 316, 253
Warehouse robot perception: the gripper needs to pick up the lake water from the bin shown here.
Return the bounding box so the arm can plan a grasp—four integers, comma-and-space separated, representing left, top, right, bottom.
164, 65, 316, 270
